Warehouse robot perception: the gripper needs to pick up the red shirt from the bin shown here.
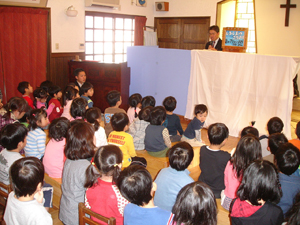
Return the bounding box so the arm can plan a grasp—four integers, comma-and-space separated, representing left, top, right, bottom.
48, 99, 63, 122
22, 95, 34, 109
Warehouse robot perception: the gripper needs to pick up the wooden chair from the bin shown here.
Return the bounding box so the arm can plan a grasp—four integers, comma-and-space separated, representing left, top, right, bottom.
0, 182, 11, 208
78, 202, 116, 225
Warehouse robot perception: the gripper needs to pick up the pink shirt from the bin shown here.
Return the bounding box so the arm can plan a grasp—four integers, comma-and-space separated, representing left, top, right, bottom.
61, 100, 72, 120
224, 161, 241, 199
43, 138, 66, 178
127, 107, 141, 124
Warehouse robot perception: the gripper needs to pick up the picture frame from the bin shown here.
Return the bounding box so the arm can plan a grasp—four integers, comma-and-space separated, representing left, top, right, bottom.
222, 27, 248, 53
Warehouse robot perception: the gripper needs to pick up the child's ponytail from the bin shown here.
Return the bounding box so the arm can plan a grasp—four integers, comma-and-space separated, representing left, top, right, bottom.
85, 107, 102, 132
128, 94, 142, 118
84, 162, 100, 188
28, 108, 47, 130
3, 97, 28, 120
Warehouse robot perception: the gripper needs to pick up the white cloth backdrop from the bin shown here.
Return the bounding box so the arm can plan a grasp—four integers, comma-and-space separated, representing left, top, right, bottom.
185, 50, 300, 138
144, 30, 157, 46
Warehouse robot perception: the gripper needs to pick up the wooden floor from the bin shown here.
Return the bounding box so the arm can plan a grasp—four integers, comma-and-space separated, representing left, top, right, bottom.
1, 110, 299, 225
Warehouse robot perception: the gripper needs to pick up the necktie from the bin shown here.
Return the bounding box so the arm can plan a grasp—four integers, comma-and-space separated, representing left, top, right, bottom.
212, 41, 215, 48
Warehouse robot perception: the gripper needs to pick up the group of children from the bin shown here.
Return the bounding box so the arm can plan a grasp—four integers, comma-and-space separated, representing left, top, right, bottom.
0, 69, 300, 225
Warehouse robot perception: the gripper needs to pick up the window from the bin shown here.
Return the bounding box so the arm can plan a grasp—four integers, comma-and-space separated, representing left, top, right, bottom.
85, 12, 135, 63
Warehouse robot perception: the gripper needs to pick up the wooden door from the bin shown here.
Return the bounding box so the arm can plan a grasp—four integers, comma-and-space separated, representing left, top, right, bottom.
155, 17, 210, 50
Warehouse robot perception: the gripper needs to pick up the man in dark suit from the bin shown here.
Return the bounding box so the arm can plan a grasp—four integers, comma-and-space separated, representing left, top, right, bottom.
205, 25, 222, 51
74, 68, 86, 93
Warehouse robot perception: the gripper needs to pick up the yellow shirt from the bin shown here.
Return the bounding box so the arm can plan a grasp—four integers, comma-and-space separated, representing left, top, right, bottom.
108, 131, 137, 168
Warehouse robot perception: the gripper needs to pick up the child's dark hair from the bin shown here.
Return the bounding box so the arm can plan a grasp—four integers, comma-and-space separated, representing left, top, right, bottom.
149, 106, 166, 125
0, 123, 28, 150
241, 126, 259, 138
33, 88, 48, 108
295, 121, 300, 139
268, 133, 288, 155
10, 157, 44, 198
111, 113, 129, 131
275, 143, 300, 175
86, 107, 102, 131
116, 165, 152, 206
138, 106, 153, 122
28, 108, 47, 130
48, 85, 62, 98
61, 86, 78, 106
237, 160, 282, 206
128, 93, 142, 118
141, 96, 156, 109
194, 104, 208, 115
64, 121, 95, 160
3, 97, 28, 120
163, 96, 177, 112
267, 117, 284, 135
70, 97, 88, 119
168, 142, 194, 171
40, 80, 54, 93
208, 123, 229, 145
106, 90, 121, 107
17, 81, 30, 95
285, 191, 300, 225
172, 181, 217, 225
49, 117, 70, 142
85, 145, 123, 188
74, 68, 85, 77
79, 82, 93, 96
230, 135, 262, 179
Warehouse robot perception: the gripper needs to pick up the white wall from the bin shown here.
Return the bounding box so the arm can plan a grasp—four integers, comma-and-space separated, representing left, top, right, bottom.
47, 0, 220, 53
255, 0, 300, 56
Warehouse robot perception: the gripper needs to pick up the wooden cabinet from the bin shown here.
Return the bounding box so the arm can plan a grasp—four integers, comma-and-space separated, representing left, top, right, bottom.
68, 61, 130, 112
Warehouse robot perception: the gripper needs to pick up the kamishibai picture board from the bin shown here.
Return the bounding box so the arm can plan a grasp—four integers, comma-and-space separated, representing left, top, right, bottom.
222, 27, 248, 53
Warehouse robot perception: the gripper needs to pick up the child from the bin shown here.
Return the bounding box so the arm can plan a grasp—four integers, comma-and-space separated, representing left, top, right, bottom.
230, 160, 283, 224
59, 121, 95, 225
172, 181, 217, 225
181, 104, 207, 147
162, 96, 183, 142
284, 191, 300, 225
43, 117, 70, 178
70, 97, 88, 121
154, 142, 194, 211
108, 113, 146, 168
275, 143, 300, 216
4, 157, 52, 224
0, 97, 28, 152
86, 107, 107, 148
265, 133, 288, 163
128, 106, 152, 150
48, 85, 63, 122
127, 93, 142, 124
33, 87, 55, 116
289, 121, 300, 150
40, 80, 54, 107
17, 81, 34, 109
117, 165, 174, 225
80, 82, 94, 108
104, 90, 126, 137
60, 86, 78, 120
141, 96, 156, 109
221, 135, 262, 210
0, 123, 27, 185
24, 109, 49, 159
260, 117, 284, 158
84, 145, 129, 225
198, 123, 230, 198
241, 126, 259, 138
145, 106, 171, 157
74, 68, 86, 92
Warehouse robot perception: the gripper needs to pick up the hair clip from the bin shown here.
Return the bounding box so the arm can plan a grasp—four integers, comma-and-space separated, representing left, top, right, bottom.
91, 162, 95, 166
114, 164, 118, 167
9, 109, 12, 112
32, 113, 36, 116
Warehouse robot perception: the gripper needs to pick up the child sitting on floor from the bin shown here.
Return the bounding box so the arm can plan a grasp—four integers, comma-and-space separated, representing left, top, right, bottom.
104, 90, 126, 137
162, 96, 183, 142
70, 97, 88, 121
145, 106, 171, 157
24, 109, 49, 160
128, 106, 152, 150
198, 123, 230, 198
182, 104, 208, 147
127, 93, 142, 124
43, 117, 70, 178
141, 96, 156, 109
60, 86, 79, 120
4, 157, 52, 224
17, 81, 34, 109
230, 160, 283, 225
117, 165, 174, 225
84, 145, 129, 225
108, 113, 146, 168
48, 85, 63, 122
80, 82, 94, 108
265, 133, 288, 163
154, 142, 194, 211
33, 87, 55, 116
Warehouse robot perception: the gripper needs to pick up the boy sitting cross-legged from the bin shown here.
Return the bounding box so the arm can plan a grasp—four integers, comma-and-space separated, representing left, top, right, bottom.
4, 157, 52, 225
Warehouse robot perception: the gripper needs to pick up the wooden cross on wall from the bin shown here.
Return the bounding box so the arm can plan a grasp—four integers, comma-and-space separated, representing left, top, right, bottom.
280, 0, 297, 27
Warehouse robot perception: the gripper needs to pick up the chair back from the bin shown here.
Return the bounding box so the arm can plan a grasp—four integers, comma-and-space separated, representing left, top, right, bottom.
78, 202, 116, 225
0, 182, 12, 208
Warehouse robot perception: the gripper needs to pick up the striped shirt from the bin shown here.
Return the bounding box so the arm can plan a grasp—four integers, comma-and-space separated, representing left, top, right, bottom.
24, 128, 46, 159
